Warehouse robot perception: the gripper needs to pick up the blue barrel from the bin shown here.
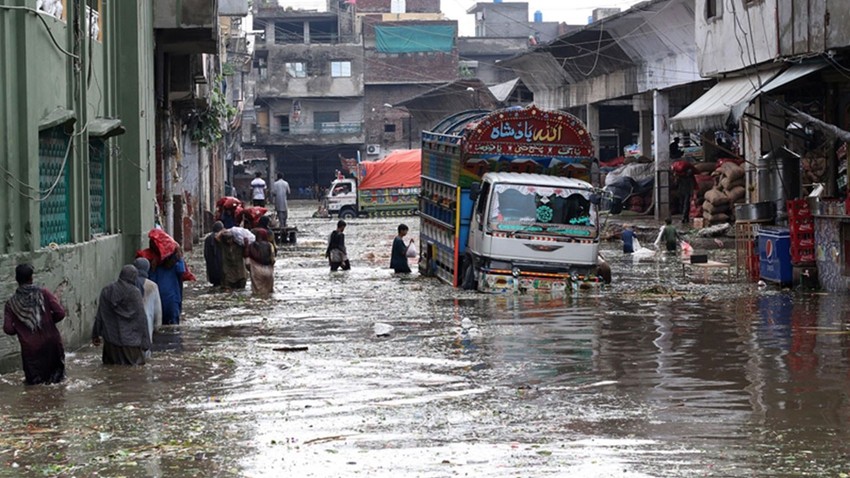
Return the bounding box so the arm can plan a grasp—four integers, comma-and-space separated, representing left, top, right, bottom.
758, 227, 792, 285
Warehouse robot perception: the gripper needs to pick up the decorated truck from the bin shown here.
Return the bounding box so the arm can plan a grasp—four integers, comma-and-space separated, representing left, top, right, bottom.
418, 105, 604, 292
326, 149, 421, 219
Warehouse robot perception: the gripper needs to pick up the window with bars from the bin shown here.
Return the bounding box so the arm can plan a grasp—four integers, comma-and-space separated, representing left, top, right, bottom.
39, 126, 71, 247
89, 139, 106, 235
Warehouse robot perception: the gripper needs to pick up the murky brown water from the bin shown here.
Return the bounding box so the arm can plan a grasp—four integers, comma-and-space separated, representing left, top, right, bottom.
2, 201, 850, 477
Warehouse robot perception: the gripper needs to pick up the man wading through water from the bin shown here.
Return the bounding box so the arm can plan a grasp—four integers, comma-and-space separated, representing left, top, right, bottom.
3, 264, 67, 385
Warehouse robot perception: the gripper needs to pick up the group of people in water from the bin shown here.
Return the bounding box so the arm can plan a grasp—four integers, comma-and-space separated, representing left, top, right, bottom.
3, 229, 193, 383
4, 205, 419, 385
203, 216, 277, 296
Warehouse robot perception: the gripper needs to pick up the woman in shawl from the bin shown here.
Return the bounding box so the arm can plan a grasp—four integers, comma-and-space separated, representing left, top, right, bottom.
247, 228, 275, 296
91, 265, 151, 366
133, 258, 162, 343
218, 229, 248, 289
3, 264, 67, 385
204, 221, 225, 287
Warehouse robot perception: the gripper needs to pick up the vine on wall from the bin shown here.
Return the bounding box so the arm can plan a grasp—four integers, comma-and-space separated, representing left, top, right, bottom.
190, 76, 237, 148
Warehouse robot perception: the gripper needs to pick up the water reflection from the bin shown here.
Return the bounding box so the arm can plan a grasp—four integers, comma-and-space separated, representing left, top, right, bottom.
2, 204, 850, 477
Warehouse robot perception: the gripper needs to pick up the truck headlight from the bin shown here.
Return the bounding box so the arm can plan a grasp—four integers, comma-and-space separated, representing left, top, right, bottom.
511, 267, 521, 278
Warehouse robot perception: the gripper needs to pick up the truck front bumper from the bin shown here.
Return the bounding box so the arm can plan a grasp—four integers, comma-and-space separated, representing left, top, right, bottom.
479, 268, 602, 293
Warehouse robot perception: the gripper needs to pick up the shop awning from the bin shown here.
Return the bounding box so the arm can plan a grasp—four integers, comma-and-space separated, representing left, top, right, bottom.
670, 69, 779, 132
756, 61, 827, 95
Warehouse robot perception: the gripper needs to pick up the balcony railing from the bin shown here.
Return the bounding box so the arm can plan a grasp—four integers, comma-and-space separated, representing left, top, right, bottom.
256, 122, 364, 140
282, 122, 362, 135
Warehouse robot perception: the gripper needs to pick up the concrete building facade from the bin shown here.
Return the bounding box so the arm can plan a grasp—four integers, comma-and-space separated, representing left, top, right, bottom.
0, 0, 157, 369
245, 2, 364, 192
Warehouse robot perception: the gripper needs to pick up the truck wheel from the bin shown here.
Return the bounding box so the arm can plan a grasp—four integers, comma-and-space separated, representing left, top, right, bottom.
461, 257, 477, 290
339, 208, 356, 220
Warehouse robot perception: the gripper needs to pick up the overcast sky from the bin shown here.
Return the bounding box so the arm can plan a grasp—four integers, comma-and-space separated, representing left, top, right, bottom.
443, 1, 644, 35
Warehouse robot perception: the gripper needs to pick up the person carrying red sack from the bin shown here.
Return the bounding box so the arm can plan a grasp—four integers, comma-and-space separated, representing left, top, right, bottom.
672, 159, 696, 224
136, 228, 195, 325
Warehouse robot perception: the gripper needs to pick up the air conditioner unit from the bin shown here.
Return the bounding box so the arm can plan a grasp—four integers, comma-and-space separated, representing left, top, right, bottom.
366, 144, 381, 156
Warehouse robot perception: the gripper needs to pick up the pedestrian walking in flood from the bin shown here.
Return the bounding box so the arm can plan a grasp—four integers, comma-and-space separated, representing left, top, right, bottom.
91, 265, 151, 366
390, 223, 413, 273
655, 217, 680, 252
3, 264, 67, 385
204, 221, 225, 287
133, 258, 162, 343
326, 220, 350, 271
247, 228, 276, 296
271, 173, 291, 228
621, 224, 635, 254
218, 229, 248, 290
250, 171, 267, 207
138, 229, 195, 325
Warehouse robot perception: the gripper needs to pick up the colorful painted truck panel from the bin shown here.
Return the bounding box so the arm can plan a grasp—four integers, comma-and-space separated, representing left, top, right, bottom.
418, 106, 602, 292
326, 149, 421, 219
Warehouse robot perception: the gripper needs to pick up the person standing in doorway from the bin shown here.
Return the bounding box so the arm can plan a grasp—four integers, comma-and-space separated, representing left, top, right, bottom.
3, 264, 67, 385
271, 173, 291, 228
326, 220, 350, 271
251, 171, 267, 207
390, 224, 413, 273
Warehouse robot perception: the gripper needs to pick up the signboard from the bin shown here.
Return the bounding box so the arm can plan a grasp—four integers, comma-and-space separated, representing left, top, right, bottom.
463, 105, 594, 158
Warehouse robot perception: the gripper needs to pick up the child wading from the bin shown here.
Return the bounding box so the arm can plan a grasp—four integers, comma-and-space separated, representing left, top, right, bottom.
326, 220, 350, 271
391, 224, 414, 273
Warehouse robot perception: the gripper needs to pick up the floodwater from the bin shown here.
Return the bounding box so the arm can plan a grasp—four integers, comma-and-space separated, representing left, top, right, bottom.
2, 201, 850, 477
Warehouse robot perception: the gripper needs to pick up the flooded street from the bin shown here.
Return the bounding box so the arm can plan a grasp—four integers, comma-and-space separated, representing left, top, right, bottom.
2, 201, 850, 477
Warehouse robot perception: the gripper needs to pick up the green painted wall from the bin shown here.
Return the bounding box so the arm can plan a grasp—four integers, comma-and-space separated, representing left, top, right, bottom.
0, 0, 156, 373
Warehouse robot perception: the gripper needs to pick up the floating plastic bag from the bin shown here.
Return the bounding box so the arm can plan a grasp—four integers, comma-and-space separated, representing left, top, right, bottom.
681, 241, 693, 256
406, 241, 418, 258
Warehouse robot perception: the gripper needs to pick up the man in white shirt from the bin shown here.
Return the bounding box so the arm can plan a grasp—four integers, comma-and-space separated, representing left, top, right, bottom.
250, 172, 267, 207
271, 173, 291, 227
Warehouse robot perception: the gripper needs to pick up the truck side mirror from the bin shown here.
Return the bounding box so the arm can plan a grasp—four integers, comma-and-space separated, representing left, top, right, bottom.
470, 182, 481, 202
589, 193, 601, 205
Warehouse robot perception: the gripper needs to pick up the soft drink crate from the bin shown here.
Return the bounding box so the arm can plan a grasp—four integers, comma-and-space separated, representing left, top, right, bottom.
789, 219, 814, 235
790, 232, 814, 248
791, 248, 815, 264
786, 199, 812, 219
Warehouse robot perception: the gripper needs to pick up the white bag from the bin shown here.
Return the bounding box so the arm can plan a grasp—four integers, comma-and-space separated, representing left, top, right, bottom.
406, 241, 418, 258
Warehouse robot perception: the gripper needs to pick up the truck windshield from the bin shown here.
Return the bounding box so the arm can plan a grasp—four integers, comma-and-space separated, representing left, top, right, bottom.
487, 183, 596, 237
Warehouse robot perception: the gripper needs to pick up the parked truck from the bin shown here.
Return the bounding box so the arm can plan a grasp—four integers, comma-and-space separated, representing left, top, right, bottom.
418, 105, 604, 292
325, 149, 421, 219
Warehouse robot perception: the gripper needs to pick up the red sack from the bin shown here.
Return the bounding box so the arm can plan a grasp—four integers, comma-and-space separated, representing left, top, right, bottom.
672, 160, 694, 177
242, 207, 268, 228
216, 196, 242, 210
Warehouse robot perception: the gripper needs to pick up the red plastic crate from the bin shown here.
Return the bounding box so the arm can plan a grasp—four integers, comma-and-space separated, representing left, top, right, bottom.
791, 232, 814, 248
790, 220, 814, 234
787, 199, 812, 220
791, 248, 815, 264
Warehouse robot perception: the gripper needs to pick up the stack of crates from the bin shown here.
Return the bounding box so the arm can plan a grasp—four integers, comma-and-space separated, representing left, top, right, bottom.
787, 199, 815, 264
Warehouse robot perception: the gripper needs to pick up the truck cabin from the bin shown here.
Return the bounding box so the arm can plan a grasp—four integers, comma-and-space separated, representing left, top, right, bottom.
329, 180, 354, 197
473, 174, 599, 239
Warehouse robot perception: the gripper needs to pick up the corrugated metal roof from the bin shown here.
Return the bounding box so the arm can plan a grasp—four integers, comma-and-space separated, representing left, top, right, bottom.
670, 69, 780, 132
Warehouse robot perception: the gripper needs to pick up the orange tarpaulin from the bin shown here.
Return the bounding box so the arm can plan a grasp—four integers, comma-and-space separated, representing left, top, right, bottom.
358, 149, 421, 190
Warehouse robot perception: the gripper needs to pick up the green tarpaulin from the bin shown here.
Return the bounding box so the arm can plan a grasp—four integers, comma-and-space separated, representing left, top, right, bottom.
375, 25, 455, 53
